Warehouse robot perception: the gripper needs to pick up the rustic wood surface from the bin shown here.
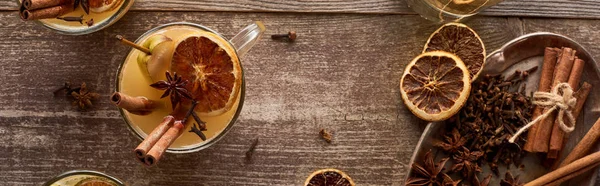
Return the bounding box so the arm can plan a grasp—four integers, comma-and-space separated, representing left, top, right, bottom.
3, 0, 600, 19
1, 1, 600, 186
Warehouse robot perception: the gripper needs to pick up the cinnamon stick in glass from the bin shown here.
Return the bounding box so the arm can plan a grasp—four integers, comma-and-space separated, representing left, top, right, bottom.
134, 116, 175, 159
531, 47, 576, 153
548, 58, 586, 159
524, 151, 600, 186
556, 84, 595, 169
144, 120, 185, 166
23, 0, 73, 10
524, 47, 559, 152
110, 92, 156, 115
20, 4, 74, 20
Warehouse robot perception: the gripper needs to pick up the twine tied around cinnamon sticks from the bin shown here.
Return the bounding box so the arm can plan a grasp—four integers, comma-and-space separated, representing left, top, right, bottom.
509, 82, 576, 143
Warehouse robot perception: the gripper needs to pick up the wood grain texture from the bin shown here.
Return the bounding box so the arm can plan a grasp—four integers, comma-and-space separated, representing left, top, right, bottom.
0, 12, 521, 185
3, 0, 600, 19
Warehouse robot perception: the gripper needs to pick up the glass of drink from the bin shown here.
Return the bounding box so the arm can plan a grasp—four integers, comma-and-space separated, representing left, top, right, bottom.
17, 0, 134, 35
43, 170, 125, 186
114, 21, 264, 160
406, 0, 504, 22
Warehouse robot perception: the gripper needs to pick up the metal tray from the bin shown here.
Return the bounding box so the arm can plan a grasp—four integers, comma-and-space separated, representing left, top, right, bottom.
405, 32, 600, 185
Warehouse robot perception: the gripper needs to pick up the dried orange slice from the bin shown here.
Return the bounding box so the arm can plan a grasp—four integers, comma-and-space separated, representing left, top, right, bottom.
172, 32, 242, 116
424, 23, 485, 81
400, 51, 471, 121
75, 177, 117, 186
305, 168, 355, 186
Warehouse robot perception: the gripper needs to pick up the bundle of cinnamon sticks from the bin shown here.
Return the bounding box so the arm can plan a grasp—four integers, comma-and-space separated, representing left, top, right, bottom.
524, 47, 591, 160
111, 92, 191, 166
20, 0, 75, 20
526, 118, 600, 186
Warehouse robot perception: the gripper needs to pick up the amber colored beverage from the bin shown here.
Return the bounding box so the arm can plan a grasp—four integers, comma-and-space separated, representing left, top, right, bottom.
117, 24, 242, 150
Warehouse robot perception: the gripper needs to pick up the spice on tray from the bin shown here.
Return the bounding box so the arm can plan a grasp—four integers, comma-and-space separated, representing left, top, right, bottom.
525, 150, 600, 186
245, 138, 259, 163
529, 47, 576, 153
320, 128, 332, 143
501, 172, 523, 186
524, 48, 559, 152
557, 110, 599, 169
405, 150, 457, 186
548, 57, 586, 159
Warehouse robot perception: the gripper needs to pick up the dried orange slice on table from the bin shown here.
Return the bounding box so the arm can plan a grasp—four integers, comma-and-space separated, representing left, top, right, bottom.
305, 168, 356, 186
424, 22, 486, 81
400, 51, 471, 121
172, 32, 242, 116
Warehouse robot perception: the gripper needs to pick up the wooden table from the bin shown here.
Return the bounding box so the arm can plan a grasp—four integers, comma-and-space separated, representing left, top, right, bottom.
2, 0, 600, 185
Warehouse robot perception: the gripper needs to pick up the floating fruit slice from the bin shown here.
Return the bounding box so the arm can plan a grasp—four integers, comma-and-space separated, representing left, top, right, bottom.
75, 177, 117, 186
172, 32, 241, 116
89, 0, 121, 13
305, 169, 355, 186
137, 34, 174, 82
400, 51, 471, 121
424, 22, 486, 81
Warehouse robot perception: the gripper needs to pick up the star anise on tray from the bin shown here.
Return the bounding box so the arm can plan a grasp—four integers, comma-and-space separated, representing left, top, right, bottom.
406, 150, 451, 186
472, 174, 492, 186
451, 147, 483, 179
500, 172, 523, 186
71, 82, 100, 110
441, 174, 461, 186
150, 71, 193, 109
434, 128, 467, 154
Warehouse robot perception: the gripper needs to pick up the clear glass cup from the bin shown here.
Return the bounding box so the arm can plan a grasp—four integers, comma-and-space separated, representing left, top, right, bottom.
43, 170, 125, 186
16, 0, 134, 35
115, 22, 265, 153
406, 0, 503, 22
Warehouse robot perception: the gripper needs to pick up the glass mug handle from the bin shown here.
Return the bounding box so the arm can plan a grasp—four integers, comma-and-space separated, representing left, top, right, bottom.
229, 21, 266, 57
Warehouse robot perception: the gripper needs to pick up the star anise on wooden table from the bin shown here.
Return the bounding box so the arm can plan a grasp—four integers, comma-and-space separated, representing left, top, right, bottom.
434, 128, 467, 154
150, 71, 193, 109
406, 150, 451, 186
451, 147, 483, 179
500, 172, 523, 186
71, 82, 100, 110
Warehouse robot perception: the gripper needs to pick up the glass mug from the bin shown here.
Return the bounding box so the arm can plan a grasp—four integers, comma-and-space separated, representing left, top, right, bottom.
43, 170, 125, 186
406, 0, 504, 22
17, 0, 134, 35
115, 21, 265, 153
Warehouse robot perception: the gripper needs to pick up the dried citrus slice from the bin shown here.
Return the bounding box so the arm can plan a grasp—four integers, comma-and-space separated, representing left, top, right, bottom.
305, 168, 355, 186
424, 22, 486, 81
172, 32, 241, 116
75, 177, 117, 186
400, 51, 471, 121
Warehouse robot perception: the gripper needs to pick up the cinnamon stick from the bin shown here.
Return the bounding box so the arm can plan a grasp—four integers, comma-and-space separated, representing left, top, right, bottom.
23, 0, 73, 10
525, 47, 559, 152
20, 4, 74, 20
134, 116, 175, 159
525, 151, 600, 186
110, 92, 156, 115
531, 47, 576, 153
556, 84, 596, 168
144, 121, 185, 166
548, 59, 586, 159
546, 161, 600, 186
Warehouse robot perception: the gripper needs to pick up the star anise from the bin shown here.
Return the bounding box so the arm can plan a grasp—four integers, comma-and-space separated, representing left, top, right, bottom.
500, 172, 523, 186
472, 174, 492, 186
150, 71, 193, 109
434, 128, 467, 154
451, 147, 483, 179
71, 82, 100, 110
406, 150, 449, 186
441, 174, 461, 186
